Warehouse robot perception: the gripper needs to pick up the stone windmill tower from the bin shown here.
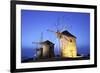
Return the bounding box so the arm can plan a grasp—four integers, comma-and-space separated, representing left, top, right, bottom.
32, 32, 55, 59
47, 17, 77, 58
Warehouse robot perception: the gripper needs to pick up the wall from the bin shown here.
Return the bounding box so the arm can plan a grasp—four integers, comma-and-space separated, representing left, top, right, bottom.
60, 36, 77, 57
0, 0, 99, 73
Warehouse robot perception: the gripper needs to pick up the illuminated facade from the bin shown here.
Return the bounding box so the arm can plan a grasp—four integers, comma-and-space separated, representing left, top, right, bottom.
60, 31, 77, 58
41, 40, 55, 58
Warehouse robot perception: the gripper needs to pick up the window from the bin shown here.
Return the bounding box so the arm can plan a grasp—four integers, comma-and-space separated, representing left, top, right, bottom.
70, 39, 72, 42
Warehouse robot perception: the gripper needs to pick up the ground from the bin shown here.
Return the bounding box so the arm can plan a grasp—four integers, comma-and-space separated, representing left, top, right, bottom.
22, 56, 90, 63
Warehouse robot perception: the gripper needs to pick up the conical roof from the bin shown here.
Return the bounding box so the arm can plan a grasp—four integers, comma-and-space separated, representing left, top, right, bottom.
61, 30, 76, 38
41, 40, 54, 45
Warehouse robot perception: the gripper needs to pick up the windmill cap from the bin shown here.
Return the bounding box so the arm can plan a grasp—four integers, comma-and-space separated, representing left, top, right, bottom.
61, 30, 76, 38
41, 40, 55, 45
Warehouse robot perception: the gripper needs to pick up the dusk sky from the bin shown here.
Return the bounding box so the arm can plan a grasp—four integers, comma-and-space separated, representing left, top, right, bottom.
21, 9, 90, 60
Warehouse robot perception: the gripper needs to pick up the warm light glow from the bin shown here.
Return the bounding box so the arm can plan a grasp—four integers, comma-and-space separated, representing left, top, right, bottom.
60, 36, 77, 58
42, 45, 49, 57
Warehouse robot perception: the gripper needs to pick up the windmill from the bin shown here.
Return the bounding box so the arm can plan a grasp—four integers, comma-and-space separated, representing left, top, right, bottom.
32, 32, 55, 59
47, 17, 68, 57
47, 16, 77, 58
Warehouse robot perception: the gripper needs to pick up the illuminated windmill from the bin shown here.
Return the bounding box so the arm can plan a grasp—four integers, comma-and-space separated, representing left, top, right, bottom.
47, 17, 77, 58
32, 32, 55, 59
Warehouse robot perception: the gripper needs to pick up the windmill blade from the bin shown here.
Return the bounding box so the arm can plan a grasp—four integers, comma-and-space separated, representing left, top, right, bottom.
32, 42, 41, 44
57, 16, 65, 32
54, 17, 61, 32
47, 29, 63, 39
58, 37, 61, 49
40, 32, 43, 42
61, 23, 73, 32
32, 42, 41, 49
60, 24, 67, 32
58, 15, 72, 32
68, 24, 72, 30
54, 23, 58, 32
55, 19, 59, 31
47, 29, 56, 33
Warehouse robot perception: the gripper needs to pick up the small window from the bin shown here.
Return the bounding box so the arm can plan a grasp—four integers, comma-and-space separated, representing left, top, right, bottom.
70, 39, 72, 42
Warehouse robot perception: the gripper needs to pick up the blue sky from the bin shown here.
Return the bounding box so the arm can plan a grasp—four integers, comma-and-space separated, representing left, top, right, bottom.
21, 9, 90, 59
